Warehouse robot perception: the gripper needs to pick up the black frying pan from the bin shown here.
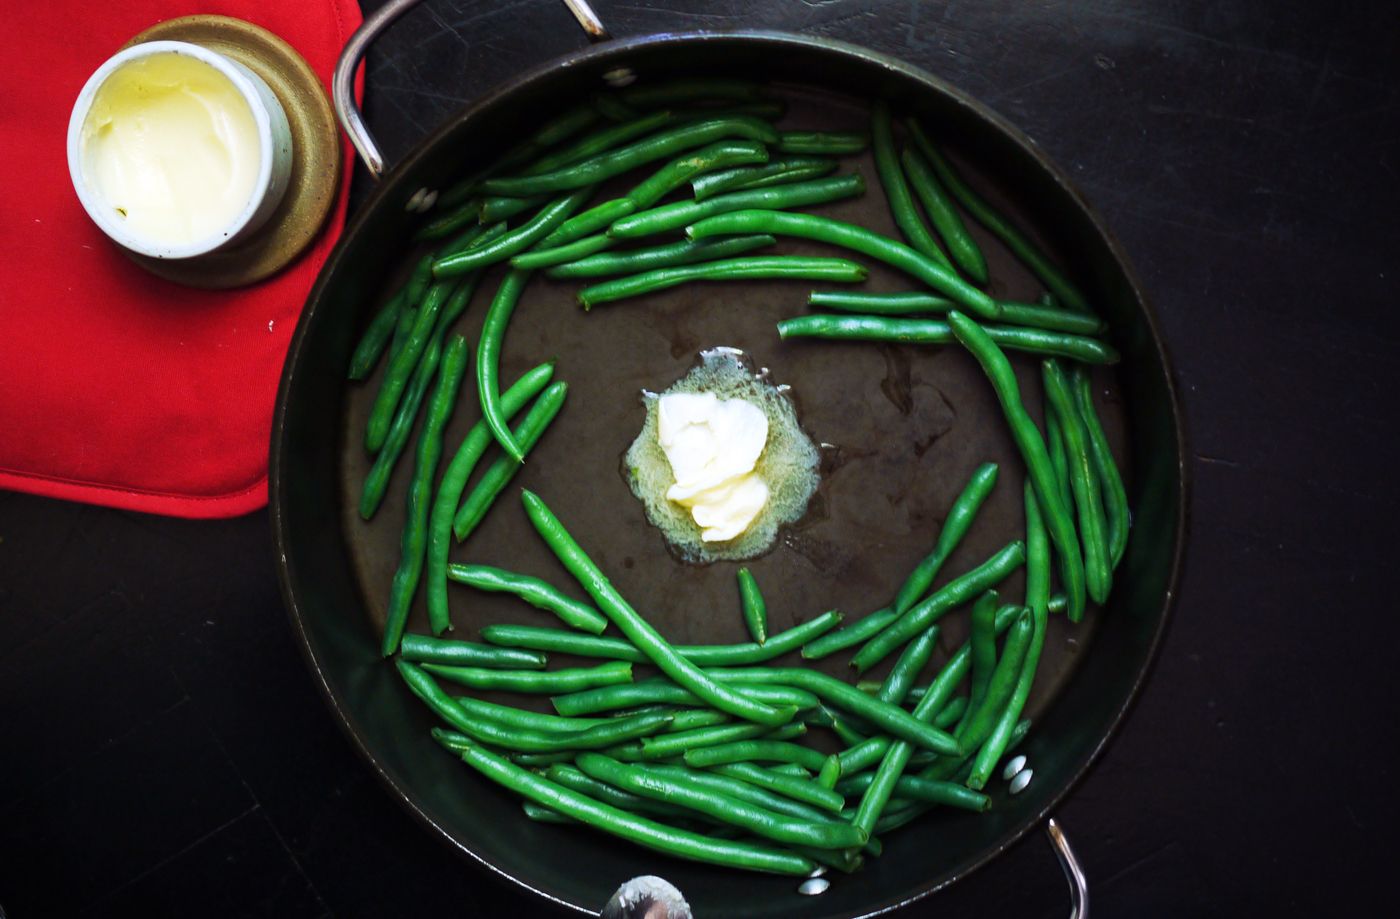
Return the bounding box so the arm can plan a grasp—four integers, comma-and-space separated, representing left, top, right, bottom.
271, 1, 1186, 915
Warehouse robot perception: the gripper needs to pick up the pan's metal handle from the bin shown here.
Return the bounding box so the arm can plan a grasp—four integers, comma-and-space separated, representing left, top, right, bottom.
1046, 817, 1089, 919
333, 0, 610, 179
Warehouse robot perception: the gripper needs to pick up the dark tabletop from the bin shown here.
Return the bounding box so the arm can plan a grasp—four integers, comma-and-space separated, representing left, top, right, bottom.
3, 1, 1397, 916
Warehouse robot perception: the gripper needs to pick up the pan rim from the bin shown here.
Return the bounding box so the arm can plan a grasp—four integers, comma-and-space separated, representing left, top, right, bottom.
271, 27, 1189, 918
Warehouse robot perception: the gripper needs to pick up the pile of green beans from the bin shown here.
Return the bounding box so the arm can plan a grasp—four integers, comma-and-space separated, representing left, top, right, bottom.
346, 82, 1132, 881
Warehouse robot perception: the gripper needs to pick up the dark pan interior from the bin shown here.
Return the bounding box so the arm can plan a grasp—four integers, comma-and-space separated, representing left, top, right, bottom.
273, 32, 1184, 919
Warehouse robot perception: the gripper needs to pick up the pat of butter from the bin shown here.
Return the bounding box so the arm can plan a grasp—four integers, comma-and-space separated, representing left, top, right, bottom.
657, 392, 770, 542
80, 52, 261, 247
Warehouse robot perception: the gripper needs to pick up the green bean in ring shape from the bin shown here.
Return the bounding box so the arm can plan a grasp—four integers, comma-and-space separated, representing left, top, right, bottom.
424, 361, 556, 634
578, 256, 868, 309
447, 564, 606, 634
449, 740, 816, 875
1072, 365, 1131, 568
380, 335, 471, 657
900, 142, 988, 284
547, 235, 776, 280
686, 210, 1001, 320
433, 187, 594, 278
806, 291, 1106, 336
736, 567, 768, 644
521, 490, 792, 727
480, 117, 779, 197
965, 481, 1051, 790
893, 461, 999, 615
422, 660, 634, 694
510, 233, 615, 270
776, 131, 869, 154
480, 608, 842, 665
691, 157, 838, 201
608, 174, 865, 239
850, 540, 1026, 675
551, 679, 819, 717
476, 269, 533, 463
907, 117, 1092, 314
452, 382, 569, 540
800, 607, 898, 660
872, 100, 951, 267
399, 634, 547, 669
1043, 358, 1112, 604
682, 740, 830, 772
574, 753, 866, 850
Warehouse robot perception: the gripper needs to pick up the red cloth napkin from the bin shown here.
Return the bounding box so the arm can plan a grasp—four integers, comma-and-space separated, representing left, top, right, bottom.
0, 2, 362, 517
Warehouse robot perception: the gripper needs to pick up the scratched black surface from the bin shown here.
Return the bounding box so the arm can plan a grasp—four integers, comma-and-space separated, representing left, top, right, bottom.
2, 1, 1398, 916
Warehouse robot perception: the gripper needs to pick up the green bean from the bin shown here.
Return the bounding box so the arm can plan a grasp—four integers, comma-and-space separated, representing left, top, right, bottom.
522, 490, 791, 726
692, 157, 838, 201
955, 609, 1034, 755
479, 194, 549, 224
451, 740, 815, 875
481, 117, 779, 197
620, 78, 763, 107
475, 269, 534, 463
664, 709, 733, 733
956, 312, 1091, 619
508, 751, 583, 767
851, 540, 1026, 674
546, 764, 694, 820
1073, 366, 1130, 568
645, 764, 842, 827
770, 763, 813, 778
775, 314, 1119, 364
817, 754, 842, 790
683, 740, 829, 772
705, 668, 960, 755
1045, 401, 1074, 514
900, 143, 987, 284
706, 762, 843, 814
349, 290, 406, 381
777, 131, 869, 154
510, 233, 615, 270
482, 609, 841, 665
965, 591, 1000, 728
452, 382, 569, 539
446, 565, 607, 634
576, 753, 864, 850
734, 568, 768, 644
552, 679, 819, 716
1049, 592, 1068, 614
893, 462, 999, 615
878, 625, 940, 706
546, 235, 776, 279
967, 482, 1051, 790
687, 210, 1001, 320
807, 291, 1105, 335
380, 336, 470, 656
609, 175, 865, 239
400, 634, 547, 669
386, 302, 417, 367
415, 197, 482, 242
872, 100, 950, 267
433, 188, 594, 278
440, 705, 673, 754
364, 281, 452, 453
524, 111, 676, 176
521, 801, 574, 824
824, 711, 871, 748
837, 773, 989, 812
1044, 359, 1112, 604
578, 256, 868, 309
907, 118, 1091, 313
537, 199, 636, 249
422, 660, 633, 693
490, 102, 603, 175
451, 694, 609, 732
934, 695, 969, 730
626, 139, 770, 210
633, 720, 802, 762
800, 608, 898, 660
423, 361, 556, 633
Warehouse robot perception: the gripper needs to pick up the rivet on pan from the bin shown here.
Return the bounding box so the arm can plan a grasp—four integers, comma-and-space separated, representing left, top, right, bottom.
808, 866, 828, 878
1010, 767, 1034, 795
798, 877, 830, 896
405, 187, 437, 213
1002, 754, 1027, 781
603, 66, 637, 87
